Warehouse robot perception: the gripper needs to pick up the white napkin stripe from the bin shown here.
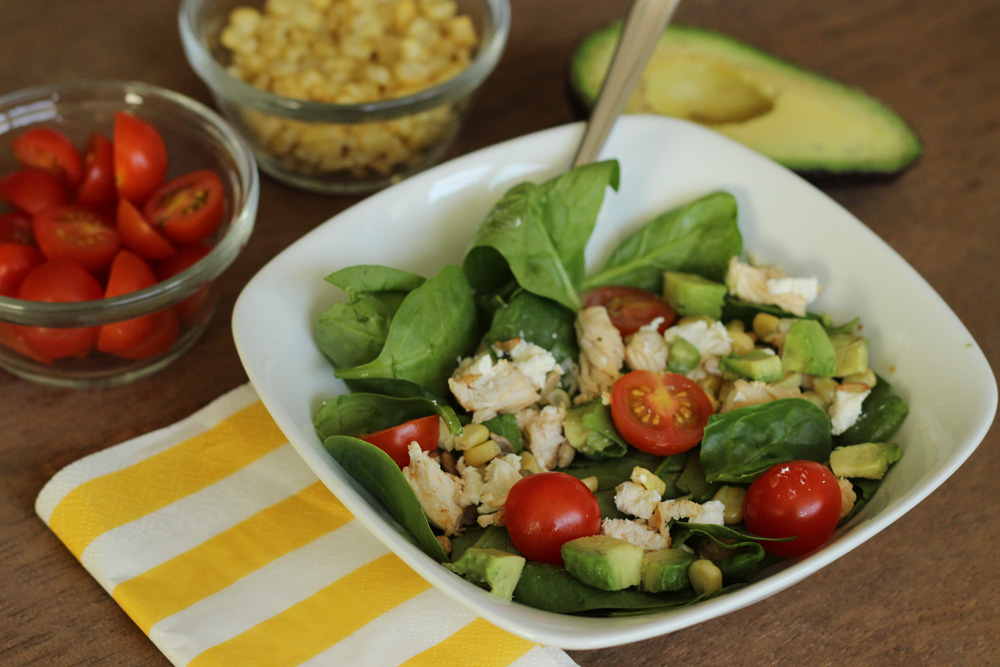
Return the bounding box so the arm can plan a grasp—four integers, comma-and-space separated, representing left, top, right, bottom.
78, 443, 315, 592
297, 587, 478, 667
35, 384, 259, 523
512, 647, 583, 667
149, 520, 387, 666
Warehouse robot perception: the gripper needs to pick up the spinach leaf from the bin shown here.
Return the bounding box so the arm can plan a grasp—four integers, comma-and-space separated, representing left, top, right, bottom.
323, 435, 449, 562
564, 400, 628, 460
565, 449, 665, 491
701, 398, 833, 483
333, 264, 480, 398
672, 523, 773, 583
463, 160, 620, 311
482, 290, 579, 367
314, 392, 462, 440
835, 374, 909, 445
582, 191, 741, 292
653, 453, 689, 499
675, 454, 721, 502
513, 562, 694, 614
481, 413, 523, 453
324, 264, 426, 295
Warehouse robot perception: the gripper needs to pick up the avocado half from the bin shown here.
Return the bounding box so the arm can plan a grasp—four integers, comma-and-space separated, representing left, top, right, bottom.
569, 23, 922, 175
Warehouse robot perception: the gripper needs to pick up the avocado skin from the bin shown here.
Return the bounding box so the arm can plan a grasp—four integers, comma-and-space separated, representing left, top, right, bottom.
569, 23, 922, 176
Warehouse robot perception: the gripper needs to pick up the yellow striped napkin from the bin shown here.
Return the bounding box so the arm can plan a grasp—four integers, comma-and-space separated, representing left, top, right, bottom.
36, 384, 578, 667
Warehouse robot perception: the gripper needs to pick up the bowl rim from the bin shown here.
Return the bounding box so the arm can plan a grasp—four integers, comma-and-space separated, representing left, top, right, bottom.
0, 79, 259, 327
178, 0, 512, 122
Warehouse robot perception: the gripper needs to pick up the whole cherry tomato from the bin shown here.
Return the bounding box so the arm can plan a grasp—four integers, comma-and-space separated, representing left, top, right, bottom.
504, 472, 601, 565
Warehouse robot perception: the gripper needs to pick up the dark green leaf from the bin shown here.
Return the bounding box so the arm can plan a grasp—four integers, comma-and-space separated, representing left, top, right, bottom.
835, 374, 909, 445
314, 392, 461, 440
482, 290, 579, 367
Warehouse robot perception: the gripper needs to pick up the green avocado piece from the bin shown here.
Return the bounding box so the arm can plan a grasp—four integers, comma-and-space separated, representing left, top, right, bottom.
562, 535, 643, 591
830, 333, 870, 377
829, 442, 902, 479
569, 23, 921, 175
781, 319, 837, 377
640, 547, 699, 593
448, 547, 526, 600
662, 271, 728, 319
720, 349, 784, 382
667, 335, 701, 374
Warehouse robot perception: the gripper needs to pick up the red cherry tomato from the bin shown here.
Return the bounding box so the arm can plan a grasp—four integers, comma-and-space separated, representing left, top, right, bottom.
15, 260, 103, 359
117, 197, 175, 261
360, 415, 441, 469
12, 127, 84, 188
0, 243, 44, 296
0, 321, 54, 364
0, 211, 35, 245
610, 370, 714, 456
155, 243, 213, 326
743, 460, 843, 558
0, 168, 69, 215
76, 132, 117, 211
504, 472, 602, 565
112, 306, 180, 360
114, 111, 168, 204
584, 286, 677, 337
143, 170, 225, 245
33, 205, 120, 273
96, 250, 163, 356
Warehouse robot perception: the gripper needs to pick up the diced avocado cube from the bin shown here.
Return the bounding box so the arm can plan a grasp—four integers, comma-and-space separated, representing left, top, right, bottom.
781, 319, 837, 377
662, 272, 728, 320
830, 333, 869, 377
561, 535, 642, 591
640, 547, 698, 593
667, 335, 701, 374
448, 547, 526, 600
829, 442, 902, 480
720, 348, 783, 382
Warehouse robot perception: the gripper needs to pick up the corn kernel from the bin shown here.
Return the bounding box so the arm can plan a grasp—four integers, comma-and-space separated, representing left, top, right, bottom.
711, 486, 746, 524
455, 422, 490, 450
630, 466, 666, 495
580, 476, 599, 492
688, 559, 724, 596
463, 439, 501, 467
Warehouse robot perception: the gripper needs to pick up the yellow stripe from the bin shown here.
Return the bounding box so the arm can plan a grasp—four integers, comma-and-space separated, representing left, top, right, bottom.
113, 481, 352, 634
400, 617, 537, 667
48, 401, 287, 558
188, 553, 432, 667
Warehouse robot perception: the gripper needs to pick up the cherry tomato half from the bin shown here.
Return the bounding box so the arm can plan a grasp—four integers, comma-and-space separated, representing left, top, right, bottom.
16, 260, 103, 359
112, 306, 180, 360
143, 170, 225, 245
0, 211, 34, 245
584, 286, 677, 337
33, 205, 120, 273
117, 197, 175, 261
114, 111, 168, 204
12, 127, 84, 188
0, 168, 69, 215
743, 460, 843, 558
0, 243, 44, 296
155, 243, 213, 326
504, 472, 602, 565
360, 414, 441, 469
610, 370, 714, 456
97, 250, 163, 357
76, 132, 116, 211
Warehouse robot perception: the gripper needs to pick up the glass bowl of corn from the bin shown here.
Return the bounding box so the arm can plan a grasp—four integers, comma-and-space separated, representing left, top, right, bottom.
180, 0, 510, 195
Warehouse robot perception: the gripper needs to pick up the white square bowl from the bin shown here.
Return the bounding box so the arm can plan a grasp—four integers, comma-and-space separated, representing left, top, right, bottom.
232, 115, 997, 649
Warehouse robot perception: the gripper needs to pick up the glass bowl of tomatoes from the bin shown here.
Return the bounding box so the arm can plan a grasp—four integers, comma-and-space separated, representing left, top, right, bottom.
0, 80, 258, 387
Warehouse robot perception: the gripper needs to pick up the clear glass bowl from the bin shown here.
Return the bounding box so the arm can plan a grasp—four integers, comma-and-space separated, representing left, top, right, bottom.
0, 80, 259, 387
179, 0, 510, 195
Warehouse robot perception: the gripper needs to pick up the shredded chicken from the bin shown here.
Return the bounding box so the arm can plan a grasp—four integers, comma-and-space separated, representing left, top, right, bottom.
448, 352, 539, 422
516, 404, 568, 471
575, 306, 625, 402
837, 477, 857, 519
720, 378, 803, 413
624, 326, 669, 372
402, 442, 467, 536
726, 256, 819, 317
602, 518, 670, 551
614, 481, 662, 520
648, 499, 726, 535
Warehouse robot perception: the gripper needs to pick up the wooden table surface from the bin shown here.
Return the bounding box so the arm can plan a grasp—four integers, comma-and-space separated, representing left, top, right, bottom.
2, 0, 998, 664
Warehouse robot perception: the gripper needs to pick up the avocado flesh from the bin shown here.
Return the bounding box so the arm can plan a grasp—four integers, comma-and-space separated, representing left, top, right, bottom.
570, 24, 922, 175
641, 547, 698, 593
830, 442, 902, 479
562, 535, 643, 591
448, 547, 525, 600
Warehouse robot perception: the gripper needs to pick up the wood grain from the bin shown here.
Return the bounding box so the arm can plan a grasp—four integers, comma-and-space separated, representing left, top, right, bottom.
1, 1, 997, 665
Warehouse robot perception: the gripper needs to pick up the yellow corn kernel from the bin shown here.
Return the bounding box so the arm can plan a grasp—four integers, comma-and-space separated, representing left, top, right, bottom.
812, 376, 838, 404
729, 330, 756, 356
843, 369, 877, 388
711, 486, 746, 524
580, 476, 599, 492
752, 312, 781, 340
455, 422, 490, 450
463, 439, 501, 467
801, 390, 828, 409
688, 559, 724, 596
699, 374, 722, 397
630, 466, 666, 495
519, 451, 544, 475
725, 319, 746, 334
